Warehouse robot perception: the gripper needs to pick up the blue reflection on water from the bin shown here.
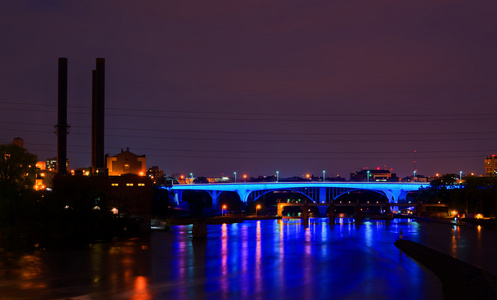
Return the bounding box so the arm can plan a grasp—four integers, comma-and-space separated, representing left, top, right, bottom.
159, 218, 442, 299
0, 218, 450, 299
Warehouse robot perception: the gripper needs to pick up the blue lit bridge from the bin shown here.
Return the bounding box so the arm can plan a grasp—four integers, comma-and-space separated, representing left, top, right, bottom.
161, 182, 431, 210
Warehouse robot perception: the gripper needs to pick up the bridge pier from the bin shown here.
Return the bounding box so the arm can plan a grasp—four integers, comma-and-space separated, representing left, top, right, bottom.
207, 190, 221, 209
319, 187, 327, 204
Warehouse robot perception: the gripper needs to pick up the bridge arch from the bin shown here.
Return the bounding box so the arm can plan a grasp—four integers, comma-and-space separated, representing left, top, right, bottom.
248, 189, 316, 204
333, 189, 389, 203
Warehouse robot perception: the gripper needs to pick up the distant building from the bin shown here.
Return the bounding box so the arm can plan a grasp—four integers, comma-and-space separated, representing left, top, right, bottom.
485, 155, 497, 176
401, 175, 428, 182
207, 177, 230, 183
350, 169, 398, 182
53, 174, 152, 231
35, 169, 54, 191
147, 166, 164, 184
106, 147, 146, 176
46, 157, 70, 173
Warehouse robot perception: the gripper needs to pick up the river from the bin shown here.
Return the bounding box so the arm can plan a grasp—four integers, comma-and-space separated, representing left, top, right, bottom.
1, 218, 495, 299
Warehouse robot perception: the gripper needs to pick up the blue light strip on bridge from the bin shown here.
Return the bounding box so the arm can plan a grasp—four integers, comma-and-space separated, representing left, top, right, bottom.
163, 182, 430, 192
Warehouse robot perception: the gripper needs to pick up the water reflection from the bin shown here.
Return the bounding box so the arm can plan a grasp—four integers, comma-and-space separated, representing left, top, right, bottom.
6, 218, 497, 299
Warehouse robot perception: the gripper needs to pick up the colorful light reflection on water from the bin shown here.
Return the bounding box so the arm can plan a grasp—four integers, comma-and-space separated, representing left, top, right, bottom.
7, 217, 496, 299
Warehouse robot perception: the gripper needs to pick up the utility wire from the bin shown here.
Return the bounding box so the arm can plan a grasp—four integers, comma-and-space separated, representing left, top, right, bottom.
1, 121, 496, 137
23, 142, 496, 155
0, 128, 493, 143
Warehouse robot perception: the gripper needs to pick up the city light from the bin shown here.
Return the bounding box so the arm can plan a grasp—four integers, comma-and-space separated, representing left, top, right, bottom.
234, 171, 237, 183
323, 170, 326, 182
276, 171, 279, 182
222, 204, 227, 216
256, 204, 261, 217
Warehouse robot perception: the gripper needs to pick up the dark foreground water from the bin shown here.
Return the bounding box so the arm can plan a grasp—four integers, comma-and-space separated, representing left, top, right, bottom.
1, 218, 496, 300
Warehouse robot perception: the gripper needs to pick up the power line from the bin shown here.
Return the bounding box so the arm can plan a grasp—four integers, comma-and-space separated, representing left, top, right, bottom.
1, 101, 497, 120
2, 128, 494, 143
1, 121, 496, 137
22, 148, 491, 160
24, 142, 496, 155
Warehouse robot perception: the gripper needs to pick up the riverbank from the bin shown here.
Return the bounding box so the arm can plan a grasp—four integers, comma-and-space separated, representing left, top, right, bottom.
395, 239, 497, 300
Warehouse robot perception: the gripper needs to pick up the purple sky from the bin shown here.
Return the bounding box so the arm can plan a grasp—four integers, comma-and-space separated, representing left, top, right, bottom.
1, 0, 497, 179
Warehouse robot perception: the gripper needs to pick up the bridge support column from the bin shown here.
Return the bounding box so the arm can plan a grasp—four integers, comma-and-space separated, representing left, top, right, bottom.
174, 193, 180, 206
384, 189, 407, 213
319, 187, 327, 204
384, 189, 407, 203
175, 190, 183, 205
236, 189, 252, 204
208, 190, 221, 209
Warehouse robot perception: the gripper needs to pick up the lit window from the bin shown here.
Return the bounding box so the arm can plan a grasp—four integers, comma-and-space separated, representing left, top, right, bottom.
126, 183, 134, 186
138, 183, 145, 186
111, 183, 119, 186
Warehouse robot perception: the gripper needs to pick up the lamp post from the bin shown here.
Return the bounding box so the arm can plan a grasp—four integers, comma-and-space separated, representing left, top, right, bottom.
323, 170, 326, 182
413, 170, 416, 182
367, 170, 370, 183
460, 171, 463, 183
243, 174, 247, 182
222, 204, 227, 217
276, 171, 279, 183
256, 204, 261, 217
190, 172, 193, 184
234, 171, 237, 183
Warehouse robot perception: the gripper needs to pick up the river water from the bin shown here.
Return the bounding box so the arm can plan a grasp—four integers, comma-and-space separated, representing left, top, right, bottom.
1, 218, 495, 300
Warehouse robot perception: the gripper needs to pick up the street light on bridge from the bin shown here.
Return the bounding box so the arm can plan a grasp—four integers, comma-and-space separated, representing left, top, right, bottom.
460, 171, 463, 183
190, 173, 193, 184
234, 171, 237, 183
276, 171, 279, 182
323, 170, 326, 182
367, 170, 370, 183
243, 174, 247, 182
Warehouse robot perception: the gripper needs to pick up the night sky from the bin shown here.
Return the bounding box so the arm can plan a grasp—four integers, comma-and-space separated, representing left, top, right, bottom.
1, 1, 497, 179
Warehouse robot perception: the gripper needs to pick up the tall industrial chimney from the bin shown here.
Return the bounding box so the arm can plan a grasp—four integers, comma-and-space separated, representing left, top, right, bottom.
91, 58, 105, 174
56, 57, 68, 175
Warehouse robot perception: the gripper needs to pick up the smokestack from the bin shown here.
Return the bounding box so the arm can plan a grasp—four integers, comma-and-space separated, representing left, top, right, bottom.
57, 57, 68, 175
91, 58, 105, 174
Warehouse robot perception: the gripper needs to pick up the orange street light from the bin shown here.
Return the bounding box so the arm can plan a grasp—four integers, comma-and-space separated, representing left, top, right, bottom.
222, 204, 227, 216
243, 174, 247, 182
256, 204, 261, 217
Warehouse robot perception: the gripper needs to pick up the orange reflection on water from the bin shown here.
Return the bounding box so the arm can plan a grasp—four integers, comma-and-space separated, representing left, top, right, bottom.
17, 255, 47, 289
255, 221, 262, 295
131, 276, 152, 300
221, 223, 229, 295
450, 226, 459, 257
